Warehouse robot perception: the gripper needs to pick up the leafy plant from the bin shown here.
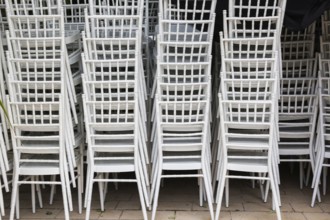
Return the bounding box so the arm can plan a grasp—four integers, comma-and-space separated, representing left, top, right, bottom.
0, 99, 10, 123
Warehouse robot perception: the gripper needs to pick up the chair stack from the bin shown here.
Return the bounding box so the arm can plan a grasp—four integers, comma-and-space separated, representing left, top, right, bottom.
311, 12, 330, 206
151, 1, 216, 220
5, 0, 82, 219
82, 1, 150, 219
215, 1, 287, 220
0, 0, 10, 157
0, 39, 9, 220
279, 23, 318, 189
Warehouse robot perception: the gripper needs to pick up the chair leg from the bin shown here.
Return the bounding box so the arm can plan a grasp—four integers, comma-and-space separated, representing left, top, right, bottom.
151, 171, 162, 220
264, 180, 270, 203
269, 171, 281, 220
323, 166, 327, 195
199, 170, 203, 207
49, 175, 56, 205
135, 167, 148, 220
77, 160, 83, 214
85, 172, 94, 220
9, 172, 19, 220
225, 178, 229, 208
215, 169, 227, 220
36, 177, 43, 208
311, 162, 323, 207
150, 161, 159, 206
258, 173, 265, 202
299, 162, 303, 189
138, 159, 150, 208
84, 165, 92, 208
16, 186, 20, 219
31, 176, 36, 213
202, 166, 214, 220
60, 172, 70, 220
0, 180, 4, 216
98, 174, 105, 212
305, 164, 311, 187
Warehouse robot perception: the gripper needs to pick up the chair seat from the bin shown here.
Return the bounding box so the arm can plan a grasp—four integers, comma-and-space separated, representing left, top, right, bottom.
279, 143, 310, 155
227, 158, 268, 173
162, 158, 202, 170
94, 159, 135, 173
93, 139, 135, 152
226, 137, 270, 150
19, 162, 60, 175
162, 138, 203, 151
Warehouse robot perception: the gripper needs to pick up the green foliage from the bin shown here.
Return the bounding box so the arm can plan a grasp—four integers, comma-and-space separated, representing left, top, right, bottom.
0, 99, 10, 124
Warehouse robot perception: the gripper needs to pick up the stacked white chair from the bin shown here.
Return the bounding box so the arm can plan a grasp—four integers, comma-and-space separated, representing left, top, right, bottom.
151, 1, 216, 220
5, 0, 82, 219
215, 1, 287, 220
279, 23, 318, 189
0, 37, 10, 219
311, 13, 330, 205
64, 0, 88, 32
82, 1, 150, 219
0, 0, 10, 157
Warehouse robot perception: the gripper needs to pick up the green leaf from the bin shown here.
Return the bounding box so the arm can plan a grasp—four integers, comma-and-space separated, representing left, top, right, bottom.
0, 99, 10, 125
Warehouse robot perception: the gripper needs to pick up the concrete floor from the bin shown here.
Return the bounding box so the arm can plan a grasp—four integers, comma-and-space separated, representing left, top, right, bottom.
2, 165, 330, 220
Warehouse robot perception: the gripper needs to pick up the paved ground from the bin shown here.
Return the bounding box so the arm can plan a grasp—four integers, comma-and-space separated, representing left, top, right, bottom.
2, 165, 330, 220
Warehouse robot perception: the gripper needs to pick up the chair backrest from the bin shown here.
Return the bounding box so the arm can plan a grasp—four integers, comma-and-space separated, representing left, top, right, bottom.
320, 37, 330, 59
82, 36, 139, 60
280, 77, 317, 96
88, 0, 142, 16
159, 16, 215, 43
82, 56, 137, 81
278, 94, 317, 114
8, 101, 63, 156
7, 13, 64, 38
220, 33, 277, 60
281, 39, 314, 60
82, 74, 136, 102
158, 40, 212, 63
157, 100, 208, 125
281, 22, 315, 42
282, 58, 317, 78
84, 14, 141, 39
7, 36, 63, 59
83, 96, 138, 154
5, 0, 62, 16
159, 0, 217, 21
222, 78, 276, 101
157, 61, 211, 83
228, 0, 282, 18
63, 0, 88, 25
220, 56, 278, 79
219, 98, 274, 153
223, 10, 281, 39
145, 0, 158, 36
0, 0, 7, 33
157, 79, 211, 102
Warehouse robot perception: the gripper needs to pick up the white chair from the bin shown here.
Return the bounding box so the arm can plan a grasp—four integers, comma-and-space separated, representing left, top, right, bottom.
278, 94, 318, 188
151, 99, 214, 220
311, 75, 330, 206
7, 98, 72, 220
215, 97, 281, 220
82, 95, 149, 220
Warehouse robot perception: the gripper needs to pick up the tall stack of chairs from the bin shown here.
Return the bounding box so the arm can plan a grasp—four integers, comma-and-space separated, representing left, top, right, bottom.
151, 1, 217, 220
5, 0, 82, 219
215, 1, 287, 220
82, 1, 150, 219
